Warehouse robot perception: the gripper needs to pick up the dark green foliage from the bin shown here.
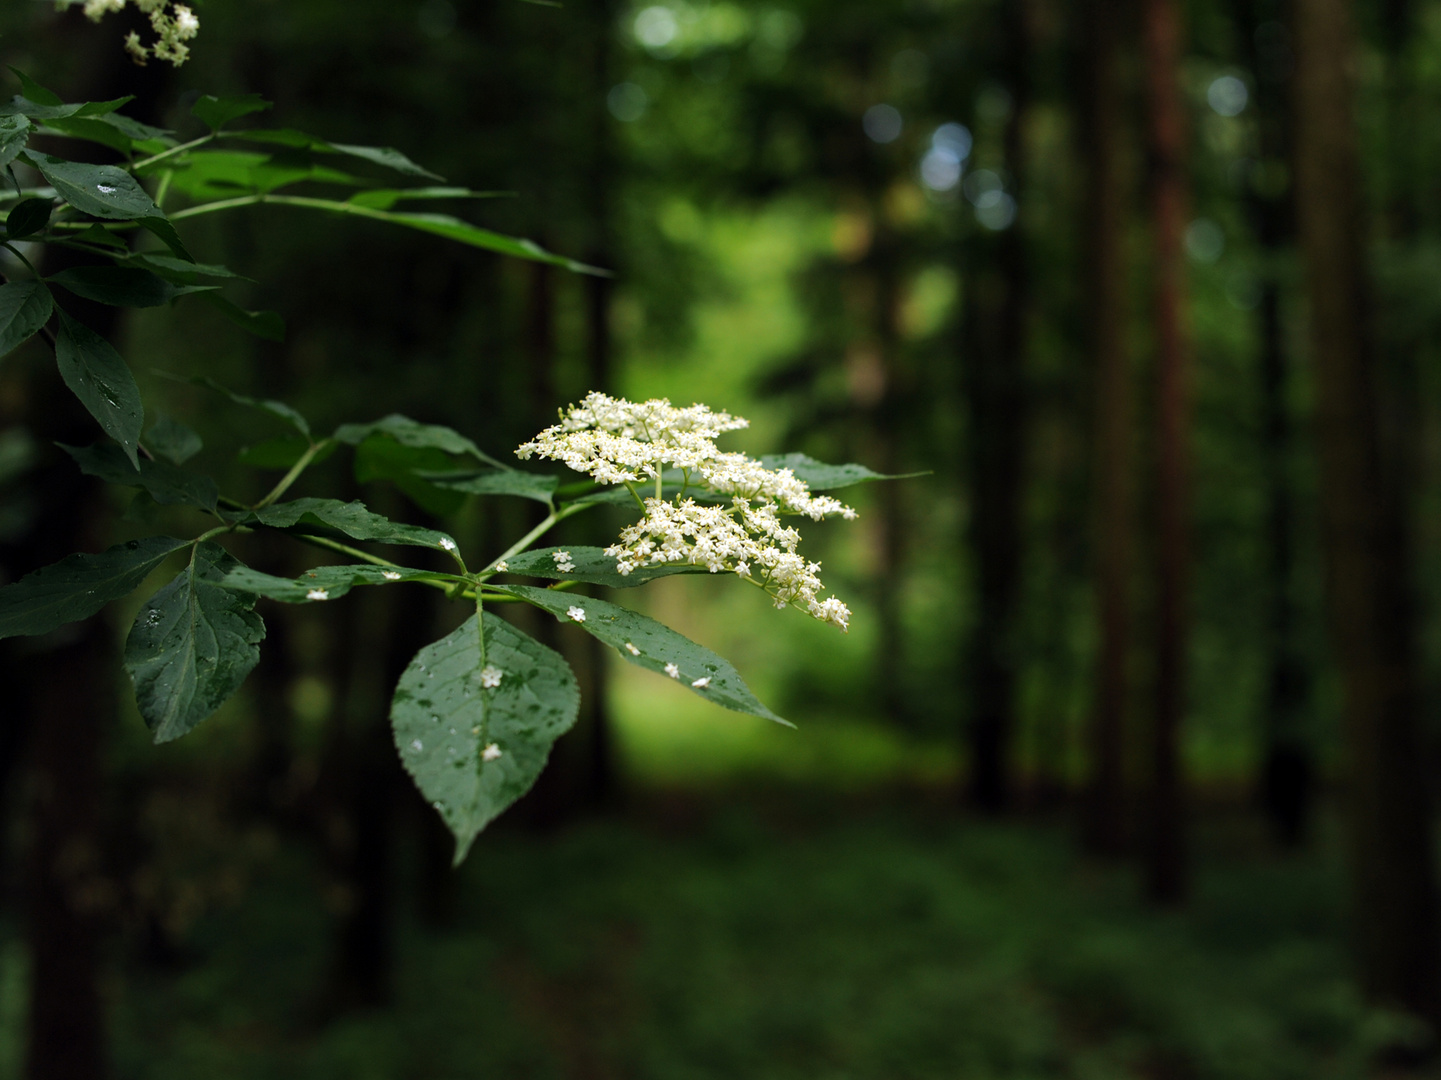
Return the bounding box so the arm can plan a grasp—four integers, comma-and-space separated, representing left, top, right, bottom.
502, 544, 706, 588
498, 584, 791, 726
54, 308, 145, 468
124, 542, 266, 743
59, 442, 219, 512
0, 536, 190, 638
0, 280, 52, 357
391, 613, 580, 862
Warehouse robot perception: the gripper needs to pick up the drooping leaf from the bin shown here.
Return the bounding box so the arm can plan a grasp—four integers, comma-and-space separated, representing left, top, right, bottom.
202, 293, 284, 341
0, 280, 53, 358
191, 93, 272, 132
497, 546, 706, 588
127, 253, 249, 286
146, 414, 202, 465
350, 438, 466, 516
391, 613, 579, 863
496, 585, 790, 725
6, 196, 52, 238
360, 206, 605, 274
22, 151, 160, 219
0, 115, 32, 172
47, 266, 182, 308
226, 129, 444, 180
247, 497, 459, 552
0, 535, 189, 639
137, 215, 194, 261
160, 149, 366, 197
346, 186, 507, 211
333, 413, 502, 465
183, 375, 310, 436
59, 442, 217, 512
125, 542, 265, 743
757, 453, 923, 490
6, 69, 62, 106
38, 116, 135, 154
426, 468, 559, 504
54, 308, 143, 468
220, 562, 449, 603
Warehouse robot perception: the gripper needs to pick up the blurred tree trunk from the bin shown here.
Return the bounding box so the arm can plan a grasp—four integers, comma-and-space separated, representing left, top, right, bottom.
1291, 0, 1441, 1021
1079, 0, 1132, 856
1141, 0, 1191, 905
1234, 0, 1313, 848
964, 0, 1031, 813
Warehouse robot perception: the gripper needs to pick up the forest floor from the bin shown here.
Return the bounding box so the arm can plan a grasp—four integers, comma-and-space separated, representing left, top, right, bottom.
2, 787, 1431, 1080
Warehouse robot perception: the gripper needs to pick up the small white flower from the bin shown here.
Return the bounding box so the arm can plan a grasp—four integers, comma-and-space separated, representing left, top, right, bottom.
479, 665, 503, 688
566, 605, 586, 622
625, 642, 641, 656
410, 739, 423, 751
493, 561, 508, 572
382, 570, 402, 581
173, 3, 198, 37
438, 537, 459, 552
482, 743, 503, 762
691, 677, 711, 689
306, 588, 329, 601
664, 662, 680, 679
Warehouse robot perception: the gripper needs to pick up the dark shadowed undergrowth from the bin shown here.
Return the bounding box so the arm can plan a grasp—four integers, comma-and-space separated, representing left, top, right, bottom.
0, 793, 1411, 1080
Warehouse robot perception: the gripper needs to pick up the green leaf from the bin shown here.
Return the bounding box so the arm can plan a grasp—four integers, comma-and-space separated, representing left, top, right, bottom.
183, 375, 310, 437
22, 151, 161, 219
333, 413, 502, 465
0, 115, 30, 171
160, 149, 366, 196
54, 308, 143, 468
498, 546, 706, 588
346, 186, 507, 211
125, 542, 266, 743
137, 214, 194, 261
351, 438, 465, 516
0, 535, 189, 638
426, 468, 559, 504
202, 293, 284, 341
7, 69, 61, 107
191, 93, 272, 131
219, 562, 449, 603
59, 442, 218, 512
128, 252, 248, 285
372, 208, 605, 275
248, 497, 460, 552
227, 129, 444, 180
0, 281, 53, 358
496, 586, 790, 726
391, 613, 579, 863
72, 223, 129, 250
146, 414, 202, 465
47, 266, 181, 308
39, 116, 135, 154
6, 196, 52, 238
758, 453, 921, 490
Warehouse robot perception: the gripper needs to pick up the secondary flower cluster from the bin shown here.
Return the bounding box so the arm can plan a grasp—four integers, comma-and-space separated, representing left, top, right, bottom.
517, 392, 855, 632
70, 0, 199, 66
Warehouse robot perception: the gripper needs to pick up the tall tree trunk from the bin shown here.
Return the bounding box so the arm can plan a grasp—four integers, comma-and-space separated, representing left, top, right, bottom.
964, 0, 1031, 812
1233, 0, 1313, 848
1079, 0, 1132, 856
1141, 0, 1191, 905
1291, 0, 1441, 1021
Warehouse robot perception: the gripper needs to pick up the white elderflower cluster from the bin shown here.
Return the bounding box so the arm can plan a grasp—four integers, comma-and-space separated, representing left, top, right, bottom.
67, 0, 200, 66
518, 392, 854, 632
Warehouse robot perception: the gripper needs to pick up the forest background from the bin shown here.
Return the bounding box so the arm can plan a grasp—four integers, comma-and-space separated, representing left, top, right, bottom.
3, 0, 1441, 1077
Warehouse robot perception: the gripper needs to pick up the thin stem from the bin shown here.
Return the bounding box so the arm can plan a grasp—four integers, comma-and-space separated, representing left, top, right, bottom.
132, 133, 215, 174
478, 502, 589, 576
153, 170, 173, 211
167, 192, 420, 225
251, 438, 332, 510
2, 243, 39, 277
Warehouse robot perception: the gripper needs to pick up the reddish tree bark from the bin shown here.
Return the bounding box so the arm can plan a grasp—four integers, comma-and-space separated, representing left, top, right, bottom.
1080, 0, 1132, 856
1291, 0, 1441, 1022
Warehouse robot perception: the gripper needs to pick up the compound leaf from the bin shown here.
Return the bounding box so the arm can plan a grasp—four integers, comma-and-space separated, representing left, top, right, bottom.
54, 308, 143, 469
